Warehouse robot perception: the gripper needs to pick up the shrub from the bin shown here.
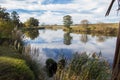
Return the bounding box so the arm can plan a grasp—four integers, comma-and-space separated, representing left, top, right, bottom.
0, 57, 35, 80
46, 58, 57, 77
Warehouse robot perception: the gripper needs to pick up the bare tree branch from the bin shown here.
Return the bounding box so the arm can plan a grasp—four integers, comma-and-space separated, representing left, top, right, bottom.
105, 0, 116, 16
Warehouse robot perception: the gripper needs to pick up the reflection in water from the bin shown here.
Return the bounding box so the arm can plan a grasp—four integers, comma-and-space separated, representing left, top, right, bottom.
80, 34, 89, 44
23, 29, 117, 65
64, 32, 72, 45
24, 29, 39, 40
96, 36, 106, 42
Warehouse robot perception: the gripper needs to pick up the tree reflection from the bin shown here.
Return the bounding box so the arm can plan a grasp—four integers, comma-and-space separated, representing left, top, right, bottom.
96, 36, 106, 42
24, 29, 39, 40
80, 34, 89, 44
64, 32, 72, 45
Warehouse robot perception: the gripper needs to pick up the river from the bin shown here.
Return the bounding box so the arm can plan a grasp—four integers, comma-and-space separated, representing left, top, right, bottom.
23, 29, 117, 66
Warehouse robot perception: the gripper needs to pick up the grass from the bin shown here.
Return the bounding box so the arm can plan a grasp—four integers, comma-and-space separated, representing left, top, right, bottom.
54, 52, 112, 80
23, 53, 47, 80
0, 46, 23, 59
45, 23, 119, 36
0, 45, 35, 80
0, 57, 35, 80
0, 45, 112, 80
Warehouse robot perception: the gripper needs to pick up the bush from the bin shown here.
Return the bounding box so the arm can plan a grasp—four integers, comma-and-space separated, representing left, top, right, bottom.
46, 58, 57, 77
0, 57, 35, 80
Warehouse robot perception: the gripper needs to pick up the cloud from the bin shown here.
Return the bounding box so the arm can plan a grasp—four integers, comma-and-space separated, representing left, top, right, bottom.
37, 11, 62, 24
42, 0, 72, 4
0, 0, 119, 24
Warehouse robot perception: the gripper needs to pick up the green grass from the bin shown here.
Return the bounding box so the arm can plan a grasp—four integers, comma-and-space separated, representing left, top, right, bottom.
0, 57, 35, 80
0, 45, 35, 80
54, 53, 111, 80
0, 46, 23, 59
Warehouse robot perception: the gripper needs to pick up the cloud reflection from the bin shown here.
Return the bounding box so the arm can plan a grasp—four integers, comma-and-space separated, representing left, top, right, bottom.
24, 30, 116, 65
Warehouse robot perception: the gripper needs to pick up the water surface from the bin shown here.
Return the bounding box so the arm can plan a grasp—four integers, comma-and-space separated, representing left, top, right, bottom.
23, 29, 117, 65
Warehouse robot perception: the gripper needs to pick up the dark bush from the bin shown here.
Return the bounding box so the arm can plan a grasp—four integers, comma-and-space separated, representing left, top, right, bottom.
46, 58, 57, 77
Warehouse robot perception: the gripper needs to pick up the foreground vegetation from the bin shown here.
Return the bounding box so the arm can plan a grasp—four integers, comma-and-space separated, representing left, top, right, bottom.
53, 52, 111, 80
0, 57, 34, 80
40, 52, 112, 80
0, 46, 35, 80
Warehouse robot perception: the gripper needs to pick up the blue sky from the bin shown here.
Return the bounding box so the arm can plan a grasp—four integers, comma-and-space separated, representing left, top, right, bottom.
0, 0, 119, 24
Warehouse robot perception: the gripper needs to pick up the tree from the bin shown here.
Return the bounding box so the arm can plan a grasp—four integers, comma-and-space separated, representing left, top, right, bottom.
25, 17, 39, 27
105, 0, 120, 80
63, 15, 73, 28
11, 11, 20, 26
0, 6, 15, 38
0, 19, 15, 38
0, 6, 10, 21
81, 19, 89, 27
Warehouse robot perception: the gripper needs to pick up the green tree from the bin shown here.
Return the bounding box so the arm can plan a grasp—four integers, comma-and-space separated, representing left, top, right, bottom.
0, 19, 15, 38
63, 15, 73, 28
0, 6, 10, 21
11, 11, 20, 26
25, 17, 39, 27
0, 6, 15, 38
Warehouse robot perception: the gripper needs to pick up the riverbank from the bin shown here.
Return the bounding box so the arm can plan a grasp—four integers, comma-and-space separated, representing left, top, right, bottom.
45, 23, 118, 36
0, 45, 35, 80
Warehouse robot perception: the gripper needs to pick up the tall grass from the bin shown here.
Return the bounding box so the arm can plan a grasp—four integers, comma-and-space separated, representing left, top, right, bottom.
54, 52, 111, 80
22, 47, 47, 80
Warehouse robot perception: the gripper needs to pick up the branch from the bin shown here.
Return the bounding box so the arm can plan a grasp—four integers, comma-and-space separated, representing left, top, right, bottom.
105, 0, 116, 16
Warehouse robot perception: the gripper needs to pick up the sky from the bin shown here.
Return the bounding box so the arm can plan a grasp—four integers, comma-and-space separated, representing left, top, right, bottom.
0, 0, 120, 25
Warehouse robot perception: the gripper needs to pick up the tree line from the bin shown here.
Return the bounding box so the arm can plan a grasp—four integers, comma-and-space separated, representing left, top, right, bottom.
0, 6, 39, 39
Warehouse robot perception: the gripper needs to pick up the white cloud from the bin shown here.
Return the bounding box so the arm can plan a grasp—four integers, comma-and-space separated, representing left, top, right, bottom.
38, 11, 63, 24
0, 0, 119, 24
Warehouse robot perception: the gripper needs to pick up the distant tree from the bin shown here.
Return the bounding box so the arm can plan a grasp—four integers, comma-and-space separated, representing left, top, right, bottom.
81, 19, 89, 27
63, 15, 73, 28
11, 11, 20, 27
25, 17, 39, 27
